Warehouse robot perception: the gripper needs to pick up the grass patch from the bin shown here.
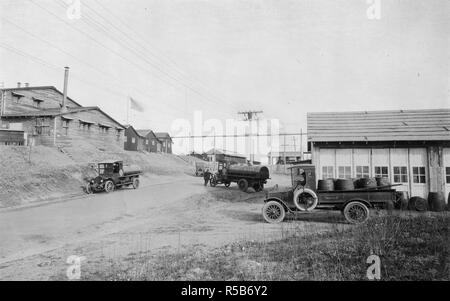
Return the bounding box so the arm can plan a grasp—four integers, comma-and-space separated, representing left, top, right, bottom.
85, 214, 449, 281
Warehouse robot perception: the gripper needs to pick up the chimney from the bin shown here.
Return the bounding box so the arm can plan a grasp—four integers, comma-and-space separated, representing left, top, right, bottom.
62, 67, 69, 112
17, 82, 21, 88
24, 83, 29, 88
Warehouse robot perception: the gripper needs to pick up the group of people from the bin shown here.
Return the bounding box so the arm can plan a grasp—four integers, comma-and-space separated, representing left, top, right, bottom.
203, 169, 212, 186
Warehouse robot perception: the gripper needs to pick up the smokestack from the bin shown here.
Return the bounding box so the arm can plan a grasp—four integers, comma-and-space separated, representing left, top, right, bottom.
17, 82, 21, 88
24, 83, 29, 88
62, 67, 69, 112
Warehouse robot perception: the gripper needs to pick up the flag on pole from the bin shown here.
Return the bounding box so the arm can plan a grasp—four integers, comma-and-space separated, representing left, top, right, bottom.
129, 97, 145, 112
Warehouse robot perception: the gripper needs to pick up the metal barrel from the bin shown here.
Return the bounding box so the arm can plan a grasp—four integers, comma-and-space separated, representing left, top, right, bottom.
376, 177, 391, 187
428, 192, 446, 212
408, 196, 428, 212
355, 177, 377, 189
318, 179, 334, 191
334, 179, 354, 191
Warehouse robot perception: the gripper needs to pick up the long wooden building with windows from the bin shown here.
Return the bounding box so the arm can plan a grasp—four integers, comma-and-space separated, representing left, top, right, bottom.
307, 109, 450, 201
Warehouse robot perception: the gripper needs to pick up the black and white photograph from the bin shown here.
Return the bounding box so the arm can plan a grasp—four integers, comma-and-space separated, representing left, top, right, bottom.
0, 0, 449, 284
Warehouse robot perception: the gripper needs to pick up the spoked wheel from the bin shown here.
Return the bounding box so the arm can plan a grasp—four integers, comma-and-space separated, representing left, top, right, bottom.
85, 183, 93, 194
238, 179, 249, 192
262, 201, 286, 224
132, 178, 140, 189
104, 180, 115, 193
343, 201, 370, 224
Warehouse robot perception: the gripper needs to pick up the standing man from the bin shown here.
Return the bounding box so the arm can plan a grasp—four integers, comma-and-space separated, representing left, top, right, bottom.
204, 169, 211, 186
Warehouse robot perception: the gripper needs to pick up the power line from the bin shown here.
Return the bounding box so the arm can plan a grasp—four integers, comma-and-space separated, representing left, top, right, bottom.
53, 0, 241, 116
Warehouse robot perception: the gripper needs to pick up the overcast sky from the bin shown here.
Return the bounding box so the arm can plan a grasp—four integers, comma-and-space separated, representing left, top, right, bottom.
1, 0, 449, 156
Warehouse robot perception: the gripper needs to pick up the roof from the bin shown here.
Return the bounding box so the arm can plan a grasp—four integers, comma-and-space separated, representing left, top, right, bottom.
125, 126, 147, 139
268, 151, 303, 157
154, 132, 172, 140
307, 109, 450, 142
1, 86, 83, 107
2, 106, 125, 129
136, 129, 157, 138
205, 148, 246, 158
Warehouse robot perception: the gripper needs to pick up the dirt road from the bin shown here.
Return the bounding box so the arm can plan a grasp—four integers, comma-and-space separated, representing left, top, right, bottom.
0, 174, 342, 280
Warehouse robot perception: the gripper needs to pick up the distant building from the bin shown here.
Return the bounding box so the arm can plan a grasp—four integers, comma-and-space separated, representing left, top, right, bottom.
268, 151, 306, 165
124, 125, 147, 151
308, 109, 450, 201
0, 86, 125, 148
155, 132, 173, 154
136, 129, 159, 153
205, 148, 247, 164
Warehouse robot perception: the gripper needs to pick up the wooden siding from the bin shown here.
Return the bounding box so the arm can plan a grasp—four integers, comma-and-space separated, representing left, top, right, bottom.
1, 109, 124, 148
307, 109, 450, 142
124, 126, 147, 151
2, 88, 81, 115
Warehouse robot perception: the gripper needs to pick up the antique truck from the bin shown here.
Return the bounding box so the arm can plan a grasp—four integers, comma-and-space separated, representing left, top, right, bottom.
210, 162, 270, 192
85, 161, 142, 194
262, 164, 399, 224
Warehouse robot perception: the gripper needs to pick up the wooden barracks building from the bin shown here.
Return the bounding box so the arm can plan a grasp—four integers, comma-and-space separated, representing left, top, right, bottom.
307, 109, 450, 202
0, 68, 125, 148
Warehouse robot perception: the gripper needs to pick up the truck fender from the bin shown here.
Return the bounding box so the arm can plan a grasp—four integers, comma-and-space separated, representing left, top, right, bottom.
293, 188, 318, 211
342, 198, 372, 210
264, 197, 296, 213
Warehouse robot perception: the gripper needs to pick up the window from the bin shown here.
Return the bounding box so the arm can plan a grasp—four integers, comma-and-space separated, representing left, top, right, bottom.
338, 166, 352, 179
322, 166, 334, 179
356, 166, 370, 178
146, 140, 148, 145
393, 166, 408, 183
374, 166, 389, 178
446, 167, 450, 184
131, 137, 136, 144
152, 140, 155, 146
412, 167, 426, 184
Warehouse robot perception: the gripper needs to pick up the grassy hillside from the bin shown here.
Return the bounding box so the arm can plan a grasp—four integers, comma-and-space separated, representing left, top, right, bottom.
0, 144, 196, 208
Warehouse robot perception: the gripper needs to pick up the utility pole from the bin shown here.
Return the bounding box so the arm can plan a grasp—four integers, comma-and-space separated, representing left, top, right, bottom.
238, 110, 263, 164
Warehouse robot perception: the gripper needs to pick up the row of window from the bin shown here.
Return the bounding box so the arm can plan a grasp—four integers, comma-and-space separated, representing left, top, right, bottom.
321, 165, 429, 184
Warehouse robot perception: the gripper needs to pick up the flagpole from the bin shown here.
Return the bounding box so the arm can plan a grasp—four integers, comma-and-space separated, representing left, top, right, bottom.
127, 97, 130, 124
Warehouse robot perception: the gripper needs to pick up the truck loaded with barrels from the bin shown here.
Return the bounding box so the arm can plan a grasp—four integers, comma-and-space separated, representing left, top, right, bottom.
262, 164, 402, 224
210, 162, 270, 192
85, 160, 142, 194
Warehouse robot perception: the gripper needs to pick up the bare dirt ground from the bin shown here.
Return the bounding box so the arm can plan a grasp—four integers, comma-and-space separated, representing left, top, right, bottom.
0, 173, 345, 280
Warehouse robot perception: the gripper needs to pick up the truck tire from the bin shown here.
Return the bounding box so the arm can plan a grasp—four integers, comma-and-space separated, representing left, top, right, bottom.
104, 180, 115, 193
238, 179, 249, 192
132, 178, 140, 189
293, 188, 318, 211
262, 201, 286, 224
210, 177, 217, 187
343, 201, 370, 224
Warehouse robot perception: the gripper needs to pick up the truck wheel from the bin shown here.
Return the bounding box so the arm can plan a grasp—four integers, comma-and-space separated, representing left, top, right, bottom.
210, 177, 217, 187
85, 183, 93, 194
262, 201, 286, 224
104, 180, 115, 193
132, 178, 140, 189
238, 179, 248, 192
343, 201, 370, 224
293, 189, 318, 211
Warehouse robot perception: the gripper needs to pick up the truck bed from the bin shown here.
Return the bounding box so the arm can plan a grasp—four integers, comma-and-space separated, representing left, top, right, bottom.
317, 189, 396, 206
